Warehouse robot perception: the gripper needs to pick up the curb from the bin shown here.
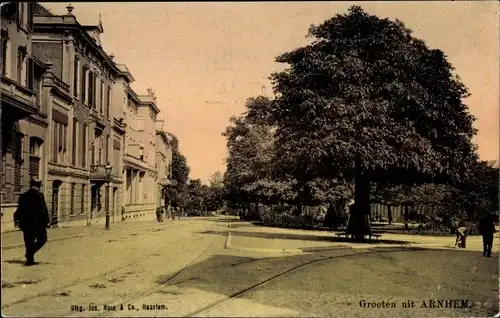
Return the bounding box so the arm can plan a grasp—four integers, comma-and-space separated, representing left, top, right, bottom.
2, 234, 85, 250
225, 232, 304, 255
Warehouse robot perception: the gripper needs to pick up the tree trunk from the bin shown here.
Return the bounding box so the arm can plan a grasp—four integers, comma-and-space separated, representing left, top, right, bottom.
404, 205, 409, 230
255, 199, 260, 221
352, 167, 370, 242
296, 203, 303, 216
387, 205, 393, 225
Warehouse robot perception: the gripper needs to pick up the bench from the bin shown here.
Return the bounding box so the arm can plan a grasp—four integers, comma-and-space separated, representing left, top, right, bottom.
335, 232, 382, 240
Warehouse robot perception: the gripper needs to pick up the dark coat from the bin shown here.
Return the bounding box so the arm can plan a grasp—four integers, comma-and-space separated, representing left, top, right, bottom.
14, 189, 50, 230
478, 214, 496, 236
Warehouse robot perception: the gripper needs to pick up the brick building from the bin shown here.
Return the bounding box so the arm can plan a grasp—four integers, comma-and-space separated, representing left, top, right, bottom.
31, 4, 123, 227
155, 119, 174, 210
1, 3, 50, 232
1, 3, 173, 232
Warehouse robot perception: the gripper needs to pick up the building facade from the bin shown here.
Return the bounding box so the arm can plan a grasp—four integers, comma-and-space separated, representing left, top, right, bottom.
31, 4, 123, 227
113, 63, 161, 220
1, 3, 172, 232
155, 120, 173, 209
1, 3, 49, 232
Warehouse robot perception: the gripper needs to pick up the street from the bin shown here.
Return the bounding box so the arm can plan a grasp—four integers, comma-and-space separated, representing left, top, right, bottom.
1, 217, 498, 317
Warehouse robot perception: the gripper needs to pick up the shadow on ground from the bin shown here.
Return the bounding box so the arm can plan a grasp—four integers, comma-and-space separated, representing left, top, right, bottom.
153, 249, 499, 317
3, 259, 54, 266
199, 230, 413, 245
155, 254, 260, 286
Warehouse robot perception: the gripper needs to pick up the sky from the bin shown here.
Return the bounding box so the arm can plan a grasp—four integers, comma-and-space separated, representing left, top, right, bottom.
43, 2, 499, 182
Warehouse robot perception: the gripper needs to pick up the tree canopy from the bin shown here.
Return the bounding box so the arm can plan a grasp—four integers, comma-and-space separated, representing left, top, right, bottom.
270, 6, 477, 187
267, 5, 478, 240
169, 133, 190, 207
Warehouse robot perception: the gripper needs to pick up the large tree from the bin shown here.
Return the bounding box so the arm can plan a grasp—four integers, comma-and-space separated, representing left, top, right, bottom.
223, 97, 281, 213
269, 6, 478, 240
169, 134, 190, 208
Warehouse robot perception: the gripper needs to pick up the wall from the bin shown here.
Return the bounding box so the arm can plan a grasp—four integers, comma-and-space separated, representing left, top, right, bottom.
1, 3, 32, 81
32, 41, 62, 78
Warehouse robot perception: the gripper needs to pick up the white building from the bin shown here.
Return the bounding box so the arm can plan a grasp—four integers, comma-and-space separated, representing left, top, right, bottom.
112, 68, 160, 220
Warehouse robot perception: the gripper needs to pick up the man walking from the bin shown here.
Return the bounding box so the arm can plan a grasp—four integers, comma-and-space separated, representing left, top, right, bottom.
14, 179, 51, 266
478, 212, 497, 257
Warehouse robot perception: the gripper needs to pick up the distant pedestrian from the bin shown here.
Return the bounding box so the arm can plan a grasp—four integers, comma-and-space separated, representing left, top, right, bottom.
14, 178, 51, 266
478, 212, 497, 257
156, 207, 164, 223
455, 223, 468, 248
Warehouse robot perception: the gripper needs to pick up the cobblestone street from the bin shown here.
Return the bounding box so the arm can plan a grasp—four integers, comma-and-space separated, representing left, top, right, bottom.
2, 217, 498, 317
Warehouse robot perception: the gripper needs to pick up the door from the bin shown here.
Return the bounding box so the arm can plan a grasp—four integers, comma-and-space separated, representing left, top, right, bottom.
91, 185, 99, 220
51, 180, 63, 226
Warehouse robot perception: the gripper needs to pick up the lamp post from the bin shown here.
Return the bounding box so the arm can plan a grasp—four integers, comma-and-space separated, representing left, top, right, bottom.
104, 164, 112, 230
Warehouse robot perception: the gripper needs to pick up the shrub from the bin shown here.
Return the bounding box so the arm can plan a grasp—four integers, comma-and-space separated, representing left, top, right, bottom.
259, 205, 307, 228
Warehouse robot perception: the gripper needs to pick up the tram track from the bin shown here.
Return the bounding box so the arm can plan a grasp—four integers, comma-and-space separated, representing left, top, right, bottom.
1, 221, 215, 310
4, 216, 427, 317
183, 246, 423, 317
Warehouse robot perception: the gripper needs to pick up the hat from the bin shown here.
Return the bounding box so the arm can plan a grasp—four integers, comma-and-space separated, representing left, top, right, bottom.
29, 178, 42, 186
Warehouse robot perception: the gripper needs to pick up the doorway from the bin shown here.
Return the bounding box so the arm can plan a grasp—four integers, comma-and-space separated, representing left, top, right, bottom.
51, 180, 63, 226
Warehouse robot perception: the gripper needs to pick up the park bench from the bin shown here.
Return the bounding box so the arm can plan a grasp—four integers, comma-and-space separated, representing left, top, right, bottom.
335, 231, 382, 240
334, 213, 382, 240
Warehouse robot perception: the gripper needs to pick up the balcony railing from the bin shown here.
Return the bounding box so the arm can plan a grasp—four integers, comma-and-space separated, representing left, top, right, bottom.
52, 75, 70, 93
1, 75, 37, 109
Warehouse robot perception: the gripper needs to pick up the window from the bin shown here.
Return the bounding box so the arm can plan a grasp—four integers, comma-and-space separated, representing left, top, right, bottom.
81, 123, 87, 167
1, 33, 7, 76
113, 146, 120, 175
80, 184, 86, 215
1, 124, 23, 203
88, 71, 94, 108
105, 135, 110, 164
106, 86, 111, 118
18, 3, 25, 28
27, 3, 34, 31
81, 67, 87, 103
98, 138, 102, 164
52, 121, 58, 163
70, 183, 76, 215
91, 140, 95, 165
52, 121, 67, 164
17, 48, 25, 84
72, 118, 78, 165
100, 80, 104, 114
73, 58, 79, 98
29, 137, 41, 179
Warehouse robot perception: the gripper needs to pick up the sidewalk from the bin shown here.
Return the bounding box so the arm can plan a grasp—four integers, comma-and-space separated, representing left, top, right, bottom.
2, 218, 224, 316
226, 221, 500, 254
1, 218, 180, 249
